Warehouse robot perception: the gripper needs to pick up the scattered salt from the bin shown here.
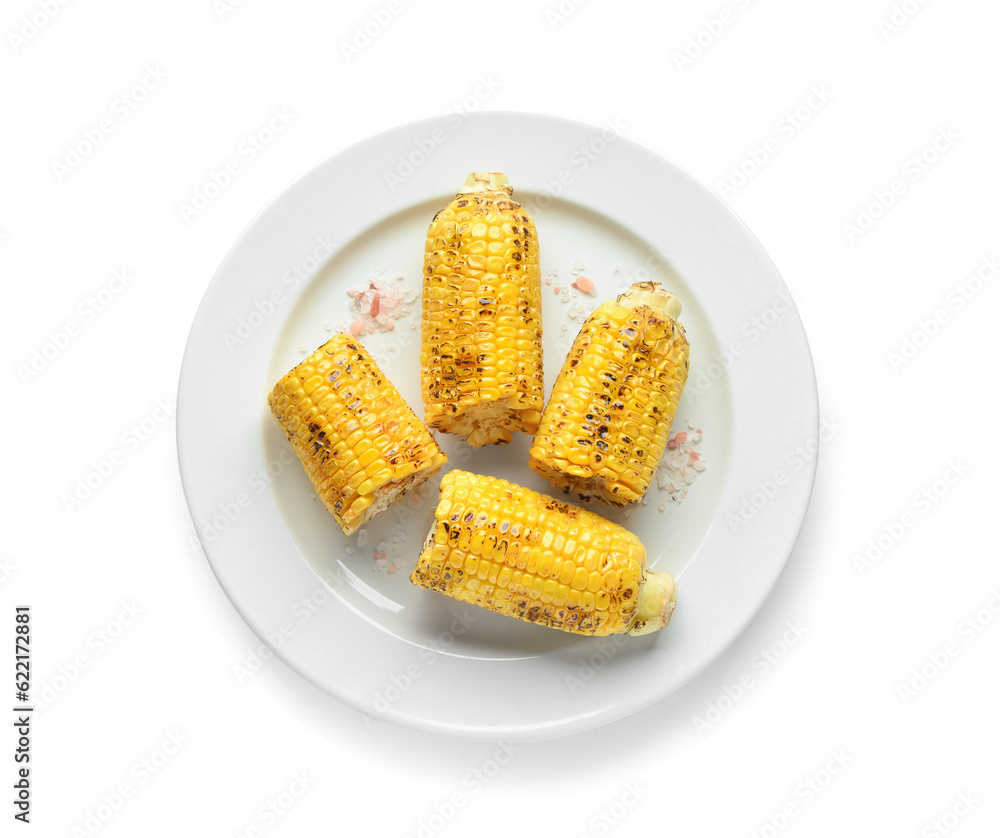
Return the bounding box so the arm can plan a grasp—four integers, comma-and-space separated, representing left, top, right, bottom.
656, 425, 707, 503
344, 272, 415, 336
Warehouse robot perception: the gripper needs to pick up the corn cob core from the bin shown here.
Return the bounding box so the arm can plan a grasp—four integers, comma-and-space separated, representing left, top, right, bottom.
420, 172, 544, 447
268, 334, 448, 535
529, 282, 690, 507
410, 470, 676, 636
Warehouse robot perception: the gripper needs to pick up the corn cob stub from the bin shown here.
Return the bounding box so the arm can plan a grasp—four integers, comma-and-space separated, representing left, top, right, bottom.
420, 172, 544, 447
268, 334, 448, 535
529, 282, 690, 507
410, 471, 676, 637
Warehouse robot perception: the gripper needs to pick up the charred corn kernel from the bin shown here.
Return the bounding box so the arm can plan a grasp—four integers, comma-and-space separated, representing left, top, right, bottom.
410, 471, 676, 637
268, 334, 448, 535
529, 282, 689, 507
420, 172, 544, 447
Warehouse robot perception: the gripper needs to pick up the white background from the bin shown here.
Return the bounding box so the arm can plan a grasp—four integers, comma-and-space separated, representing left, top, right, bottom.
3, 0, 998, 836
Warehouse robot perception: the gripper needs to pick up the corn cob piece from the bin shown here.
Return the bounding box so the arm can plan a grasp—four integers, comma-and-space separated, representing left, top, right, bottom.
410, 471, 676, 637
268, 334, 448, 535
529, 281, 689, 507
420, 172, 544, 447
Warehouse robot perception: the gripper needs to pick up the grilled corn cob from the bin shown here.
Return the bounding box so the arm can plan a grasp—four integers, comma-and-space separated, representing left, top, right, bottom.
410, 471, 676, 637
268, 334, 448, 535
529, 282, 689, 507
420, 172, 544, 446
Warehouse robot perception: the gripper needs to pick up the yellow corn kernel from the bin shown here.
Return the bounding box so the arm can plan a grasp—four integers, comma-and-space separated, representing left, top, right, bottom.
268, 334, 448, 535
420, 173, 544, 447
529, 282, 689, 507
410, 471, 676, 637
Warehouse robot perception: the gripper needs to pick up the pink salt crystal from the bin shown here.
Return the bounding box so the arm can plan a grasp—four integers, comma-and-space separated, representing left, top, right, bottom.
370, 292, 381, 317
688, 450, 700, 463
667, 438, 677, 450
553, 286, 560, 294
571, 276, 595, 295
349, 319, 365, 335
675, 432, 688, 444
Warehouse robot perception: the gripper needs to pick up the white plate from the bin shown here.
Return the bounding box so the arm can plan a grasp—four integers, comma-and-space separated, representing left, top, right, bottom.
177, 111, 818, 741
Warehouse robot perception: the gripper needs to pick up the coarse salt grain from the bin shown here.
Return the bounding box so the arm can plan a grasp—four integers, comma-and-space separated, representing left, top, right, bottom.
344, 272, 415, 336
656, 425, 707, 503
